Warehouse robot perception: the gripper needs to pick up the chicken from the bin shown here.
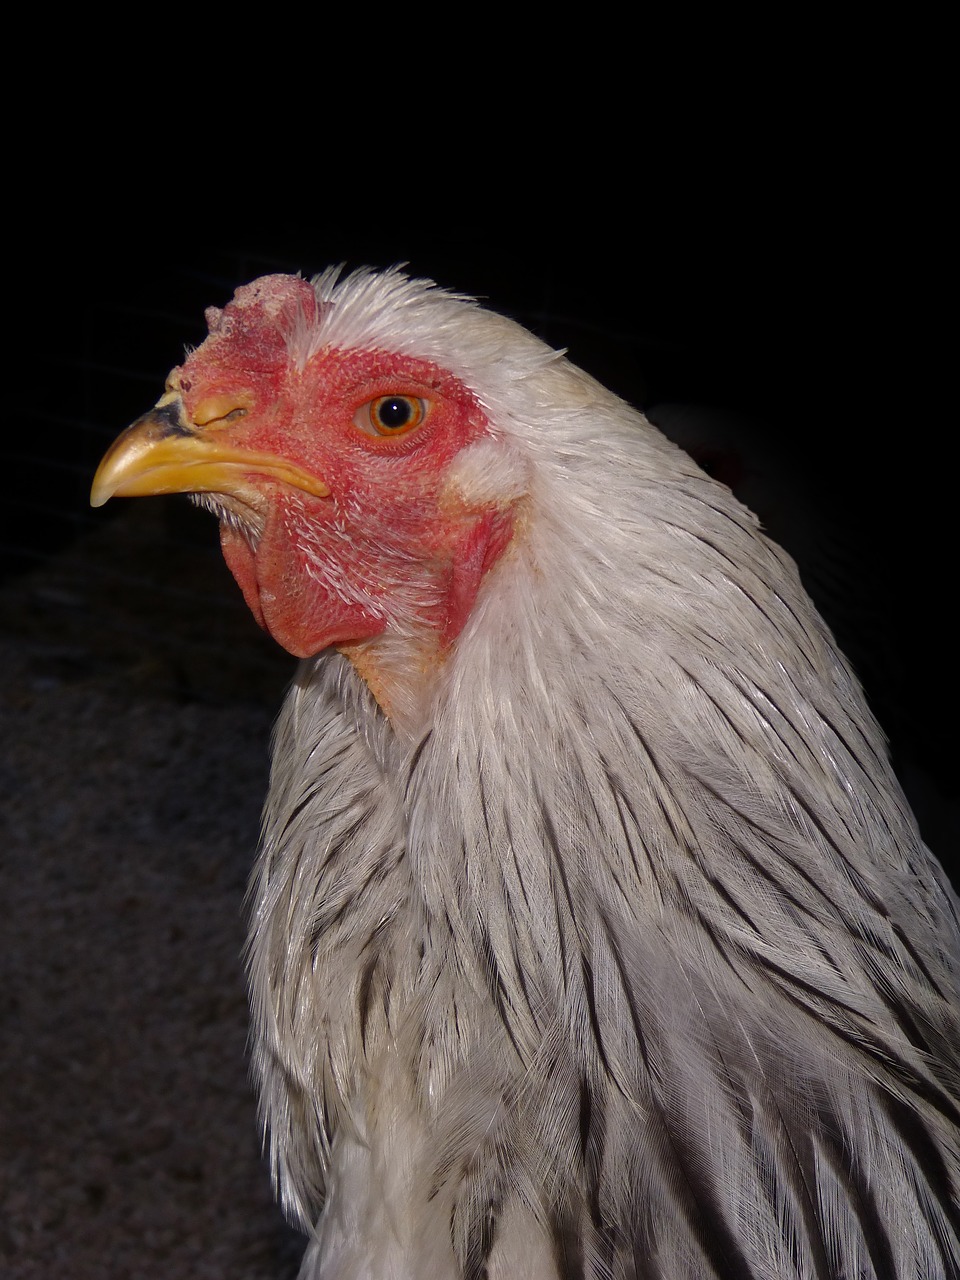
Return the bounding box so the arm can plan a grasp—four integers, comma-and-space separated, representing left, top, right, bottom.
91, 267, 960, 1280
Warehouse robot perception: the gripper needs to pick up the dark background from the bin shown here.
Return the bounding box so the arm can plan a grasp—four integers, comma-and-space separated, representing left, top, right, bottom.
8, 193, 955, 872
1, 76, 955, 1278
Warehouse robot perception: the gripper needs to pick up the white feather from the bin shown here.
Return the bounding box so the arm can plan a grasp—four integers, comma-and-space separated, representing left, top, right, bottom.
231, 269, 960, 1279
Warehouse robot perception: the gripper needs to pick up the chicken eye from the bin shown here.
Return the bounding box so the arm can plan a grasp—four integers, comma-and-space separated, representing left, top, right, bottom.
354, 395, 427, 437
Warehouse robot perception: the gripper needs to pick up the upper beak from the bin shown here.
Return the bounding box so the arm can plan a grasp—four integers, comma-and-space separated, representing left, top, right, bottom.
90, 393, 330, 509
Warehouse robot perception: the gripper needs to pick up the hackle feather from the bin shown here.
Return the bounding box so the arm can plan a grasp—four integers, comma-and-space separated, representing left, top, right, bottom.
232, 269, 960, 1278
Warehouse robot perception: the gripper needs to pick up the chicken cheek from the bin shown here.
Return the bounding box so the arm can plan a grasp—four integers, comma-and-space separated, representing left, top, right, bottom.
220, 509, 385, 659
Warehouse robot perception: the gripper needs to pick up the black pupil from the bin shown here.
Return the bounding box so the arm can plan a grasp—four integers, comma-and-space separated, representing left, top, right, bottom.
378, 398, 413, 429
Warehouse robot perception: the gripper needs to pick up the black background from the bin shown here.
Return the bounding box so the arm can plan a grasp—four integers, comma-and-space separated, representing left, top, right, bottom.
8, 122, 955, 877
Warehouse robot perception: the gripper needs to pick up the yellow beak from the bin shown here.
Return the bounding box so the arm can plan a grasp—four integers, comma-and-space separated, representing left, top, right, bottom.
90, 396, 330, 508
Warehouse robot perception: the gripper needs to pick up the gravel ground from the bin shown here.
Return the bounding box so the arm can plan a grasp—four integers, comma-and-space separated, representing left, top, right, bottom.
1, 503, 307, 1279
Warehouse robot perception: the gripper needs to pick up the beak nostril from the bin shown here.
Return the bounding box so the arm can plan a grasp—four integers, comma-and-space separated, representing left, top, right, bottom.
192, 395, 253, 427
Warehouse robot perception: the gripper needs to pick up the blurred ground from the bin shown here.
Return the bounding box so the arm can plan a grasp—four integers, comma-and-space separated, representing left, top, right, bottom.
0, 502, 304, 1279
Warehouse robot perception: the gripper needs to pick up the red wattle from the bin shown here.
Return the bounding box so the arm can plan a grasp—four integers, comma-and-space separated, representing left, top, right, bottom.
220, 513, 385, 659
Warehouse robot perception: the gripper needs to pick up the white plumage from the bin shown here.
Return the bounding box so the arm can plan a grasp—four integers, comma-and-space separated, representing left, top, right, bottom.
94, 267, 960, 1279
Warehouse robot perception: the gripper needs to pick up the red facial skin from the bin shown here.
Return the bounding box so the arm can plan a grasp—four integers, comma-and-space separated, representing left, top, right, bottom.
168, 285, 513, 660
